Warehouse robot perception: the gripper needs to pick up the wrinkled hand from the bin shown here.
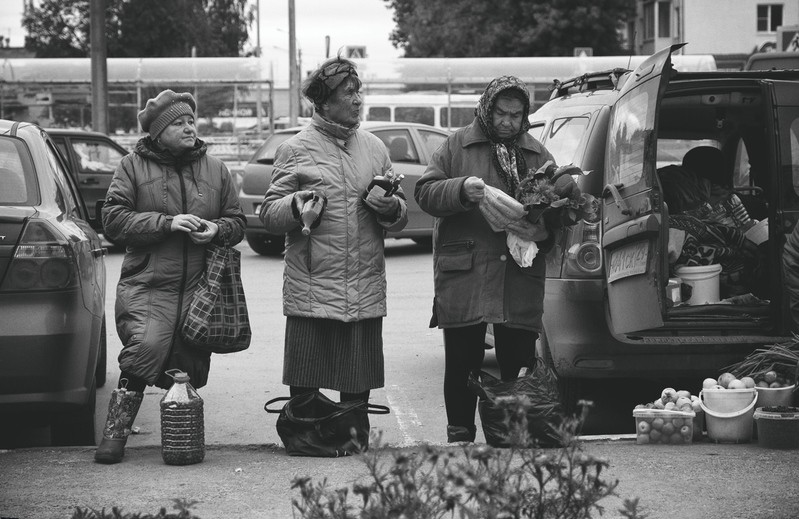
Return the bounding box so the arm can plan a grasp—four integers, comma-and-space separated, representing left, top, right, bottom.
171, 213, 205, 233
365, 190, 400, 216
292, 190, 316, 215
506, 218, 549, 242
462, 177, 485, 203
190, 219, 218, 244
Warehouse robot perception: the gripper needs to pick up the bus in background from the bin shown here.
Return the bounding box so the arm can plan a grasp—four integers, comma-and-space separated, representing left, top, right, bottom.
362, 92, 480, 130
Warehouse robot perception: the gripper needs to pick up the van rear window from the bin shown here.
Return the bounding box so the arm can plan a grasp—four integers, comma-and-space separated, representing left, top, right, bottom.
395, 106, 435, 126
367, 107, 391, 122
440, 107, 474, 128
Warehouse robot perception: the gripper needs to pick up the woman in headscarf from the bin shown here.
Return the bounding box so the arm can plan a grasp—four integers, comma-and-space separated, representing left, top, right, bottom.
260, 57, 407, 408
415, 75, 557, 443
96, 89, 246, 464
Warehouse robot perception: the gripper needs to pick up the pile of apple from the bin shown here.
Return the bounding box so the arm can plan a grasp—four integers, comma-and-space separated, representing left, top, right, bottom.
702, 370, 792, 390
634, 388, 702, 444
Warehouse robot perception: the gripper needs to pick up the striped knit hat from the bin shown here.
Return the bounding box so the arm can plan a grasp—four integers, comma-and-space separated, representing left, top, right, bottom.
138, 89, 197, 137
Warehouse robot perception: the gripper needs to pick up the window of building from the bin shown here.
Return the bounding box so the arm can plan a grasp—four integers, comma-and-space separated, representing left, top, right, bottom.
757, 4, 783, 32
643, 1, 655, 40
658, 1, 671, 38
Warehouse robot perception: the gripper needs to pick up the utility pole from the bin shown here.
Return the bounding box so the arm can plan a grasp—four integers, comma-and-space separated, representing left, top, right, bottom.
90, 0, 108, 133
288, 0, 299, 126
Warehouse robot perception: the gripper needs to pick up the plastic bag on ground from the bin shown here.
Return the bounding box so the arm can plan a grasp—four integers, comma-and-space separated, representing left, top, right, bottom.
467, 359, 564, 448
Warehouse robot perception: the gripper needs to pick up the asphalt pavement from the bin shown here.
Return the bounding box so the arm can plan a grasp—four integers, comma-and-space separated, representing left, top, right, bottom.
1, 433, 798, 519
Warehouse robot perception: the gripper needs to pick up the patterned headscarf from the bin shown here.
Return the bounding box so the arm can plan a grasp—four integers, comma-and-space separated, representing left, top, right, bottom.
302, 57, 361, 110
476, 75, 532, 194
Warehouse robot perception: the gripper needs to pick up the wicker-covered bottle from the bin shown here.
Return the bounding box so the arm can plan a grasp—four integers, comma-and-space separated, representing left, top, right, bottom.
160, 369, 204, 465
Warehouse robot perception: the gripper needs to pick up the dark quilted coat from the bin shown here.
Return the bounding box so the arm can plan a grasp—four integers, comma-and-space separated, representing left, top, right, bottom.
102, 138, 245, 389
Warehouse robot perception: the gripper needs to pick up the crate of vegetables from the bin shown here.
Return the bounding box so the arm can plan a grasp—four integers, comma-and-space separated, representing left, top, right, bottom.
633, 408, 696, 445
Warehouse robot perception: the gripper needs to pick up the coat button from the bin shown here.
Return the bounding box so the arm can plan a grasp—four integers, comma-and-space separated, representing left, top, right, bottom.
500, 254, 507, 262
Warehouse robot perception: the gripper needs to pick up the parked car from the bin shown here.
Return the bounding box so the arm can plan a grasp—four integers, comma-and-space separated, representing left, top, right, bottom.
46, 128, 129, 221
0, 120, 107, 446
522, 44, 799, 408
238, 121, 450, 255
743, 51, 799, 71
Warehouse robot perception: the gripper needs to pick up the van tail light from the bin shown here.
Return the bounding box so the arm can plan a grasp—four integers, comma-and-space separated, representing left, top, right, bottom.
562, 217, 603, 278
0, 221, 77, 291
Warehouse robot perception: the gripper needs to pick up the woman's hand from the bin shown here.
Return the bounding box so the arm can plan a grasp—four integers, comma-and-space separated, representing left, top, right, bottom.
365, 190, 400, 216
171, 213, 205, 233
462, 177, 485, 203
506, 218, 549, 242
189, 219, 218, 244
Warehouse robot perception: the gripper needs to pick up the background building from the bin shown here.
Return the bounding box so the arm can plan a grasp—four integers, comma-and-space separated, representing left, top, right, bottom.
629, 0, 799, 68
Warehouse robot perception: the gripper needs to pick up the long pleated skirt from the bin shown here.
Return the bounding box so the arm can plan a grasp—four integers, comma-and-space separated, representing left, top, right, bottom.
282, 316, 384, 393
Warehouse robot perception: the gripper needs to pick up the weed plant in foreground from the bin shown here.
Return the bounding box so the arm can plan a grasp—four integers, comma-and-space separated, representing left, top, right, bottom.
291, 399, 647, 519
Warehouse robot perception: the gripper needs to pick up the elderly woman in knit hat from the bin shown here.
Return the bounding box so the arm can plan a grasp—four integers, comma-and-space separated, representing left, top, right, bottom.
95, 89, 246, 464
260, 57, 407, 412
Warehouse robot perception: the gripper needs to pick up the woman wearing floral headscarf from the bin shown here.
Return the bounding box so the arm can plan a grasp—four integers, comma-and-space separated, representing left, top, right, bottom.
260, 56, 407, 407
415, 76, 557, 443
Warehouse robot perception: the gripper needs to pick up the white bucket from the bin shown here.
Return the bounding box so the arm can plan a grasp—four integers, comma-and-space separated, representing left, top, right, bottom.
699, 389, 758, 443
674, 264, 722, 305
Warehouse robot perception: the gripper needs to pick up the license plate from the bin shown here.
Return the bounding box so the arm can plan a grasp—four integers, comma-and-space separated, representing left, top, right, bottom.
607, 241, 648, 283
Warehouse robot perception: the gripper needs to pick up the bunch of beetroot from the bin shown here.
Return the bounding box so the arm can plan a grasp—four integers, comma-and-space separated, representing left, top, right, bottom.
515, 161, 598, 228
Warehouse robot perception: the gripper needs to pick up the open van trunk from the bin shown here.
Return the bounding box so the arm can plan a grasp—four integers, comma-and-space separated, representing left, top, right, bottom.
602, 44, 796, 343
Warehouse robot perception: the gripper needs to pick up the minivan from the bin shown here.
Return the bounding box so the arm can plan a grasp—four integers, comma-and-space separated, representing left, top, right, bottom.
363, 92, 480, 130
527, 43, 799, 407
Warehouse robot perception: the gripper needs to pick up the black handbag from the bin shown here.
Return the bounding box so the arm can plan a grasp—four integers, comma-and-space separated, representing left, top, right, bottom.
467, 359, 564, 448
181, 242, 251, 354
264, 392, 390, 457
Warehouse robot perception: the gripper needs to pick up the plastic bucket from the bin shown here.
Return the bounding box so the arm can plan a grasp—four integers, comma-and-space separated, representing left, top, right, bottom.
699, 390, 758, 443
755, 384, 796, 408
674, 264, 722, 305
753, 406, 799, 449
700, 388, 757, 413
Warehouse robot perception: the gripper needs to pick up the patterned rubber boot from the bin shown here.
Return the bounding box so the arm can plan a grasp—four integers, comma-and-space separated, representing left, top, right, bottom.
447, 424, 477, 443
94, 388, 144, 464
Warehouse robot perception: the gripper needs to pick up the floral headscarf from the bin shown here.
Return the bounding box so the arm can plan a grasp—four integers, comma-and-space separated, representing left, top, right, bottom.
476, 75, 532, 194
302, 57, 361, 110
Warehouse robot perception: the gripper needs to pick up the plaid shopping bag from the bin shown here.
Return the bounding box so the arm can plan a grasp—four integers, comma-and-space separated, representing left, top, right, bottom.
181, 244, 251, 353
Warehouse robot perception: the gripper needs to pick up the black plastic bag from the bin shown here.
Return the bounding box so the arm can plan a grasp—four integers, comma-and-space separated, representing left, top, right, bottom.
467, 359, 564, 448
264, 391, 390, 457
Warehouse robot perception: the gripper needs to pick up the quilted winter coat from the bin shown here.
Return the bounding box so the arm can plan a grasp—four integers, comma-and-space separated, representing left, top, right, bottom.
102, 138, 246, 389
260, 115, 408, 322
415, 119, 555, 331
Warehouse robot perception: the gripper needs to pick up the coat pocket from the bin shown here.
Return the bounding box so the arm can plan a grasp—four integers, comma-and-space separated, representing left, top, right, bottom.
437, 252, 474, 272
119, 253, 151, 280
434, 250, 480, 325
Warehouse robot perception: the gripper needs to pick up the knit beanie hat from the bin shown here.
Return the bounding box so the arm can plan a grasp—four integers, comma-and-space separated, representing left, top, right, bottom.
138, 90, 197, 138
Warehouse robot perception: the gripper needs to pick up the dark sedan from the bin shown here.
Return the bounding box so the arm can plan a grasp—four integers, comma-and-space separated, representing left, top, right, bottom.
0, 120, 107, 446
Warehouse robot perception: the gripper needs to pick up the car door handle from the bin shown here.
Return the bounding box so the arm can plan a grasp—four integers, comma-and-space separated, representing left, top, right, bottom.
91, 247, 108, 258
81, 178, 100, 185
602, 183, 631, 215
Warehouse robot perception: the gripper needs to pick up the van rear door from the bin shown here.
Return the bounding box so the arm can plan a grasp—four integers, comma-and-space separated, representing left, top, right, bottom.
601, 44, 683, 334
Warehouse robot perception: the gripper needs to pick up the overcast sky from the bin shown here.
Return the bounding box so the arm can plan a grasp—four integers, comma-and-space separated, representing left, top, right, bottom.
0, 0, 404, 64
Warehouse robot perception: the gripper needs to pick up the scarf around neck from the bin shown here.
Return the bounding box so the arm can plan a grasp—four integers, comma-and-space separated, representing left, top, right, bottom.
476, 75, 532, 195
312, 112, 358, 142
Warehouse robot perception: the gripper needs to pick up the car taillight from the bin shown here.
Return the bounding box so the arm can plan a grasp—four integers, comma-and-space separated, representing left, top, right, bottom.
562, 216, 603, 278
0, 221, 77, 291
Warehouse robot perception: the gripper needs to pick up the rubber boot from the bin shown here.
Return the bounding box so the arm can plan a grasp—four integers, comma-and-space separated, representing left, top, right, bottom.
94, 388, 143, 464
447, 424, 477, 443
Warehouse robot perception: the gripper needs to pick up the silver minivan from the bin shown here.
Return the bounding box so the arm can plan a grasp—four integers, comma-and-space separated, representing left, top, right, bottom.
527, 44, 799, 407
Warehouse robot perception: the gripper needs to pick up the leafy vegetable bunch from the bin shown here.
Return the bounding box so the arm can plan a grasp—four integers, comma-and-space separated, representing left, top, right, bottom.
515, 161, 598, 227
